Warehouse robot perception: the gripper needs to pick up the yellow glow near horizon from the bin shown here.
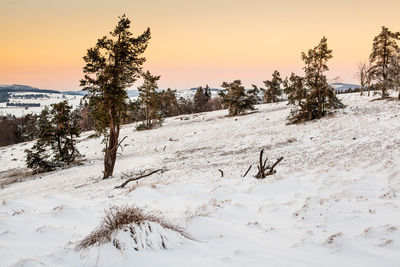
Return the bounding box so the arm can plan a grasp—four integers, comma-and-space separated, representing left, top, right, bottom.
1, 0, 400, 90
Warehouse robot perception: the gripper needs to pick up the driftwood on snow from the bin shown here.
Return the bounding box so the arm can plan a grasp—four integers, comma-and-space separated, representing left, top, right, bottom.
255, 149, 283, 179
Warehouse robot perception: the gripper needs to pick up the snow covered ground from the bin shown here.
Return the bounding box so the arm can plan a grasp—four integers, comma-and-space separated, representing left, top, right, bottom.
0, 92, 400, 266
0, 93, 82, 117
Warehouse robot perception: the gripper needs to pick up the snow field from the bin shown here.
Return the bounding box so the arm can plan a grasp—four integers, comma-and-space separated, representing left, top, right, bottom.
0, 92, 400, 266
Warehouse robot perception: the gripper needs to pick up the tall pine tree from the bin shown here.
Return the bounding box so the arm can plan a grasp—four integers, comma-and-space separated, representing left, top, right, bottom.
80, 15, 151, 178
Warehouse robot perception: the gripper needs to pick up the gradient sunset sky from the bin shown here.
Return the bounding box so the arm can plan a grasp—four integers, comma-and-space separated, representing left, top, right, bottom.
1, 0, 399, 91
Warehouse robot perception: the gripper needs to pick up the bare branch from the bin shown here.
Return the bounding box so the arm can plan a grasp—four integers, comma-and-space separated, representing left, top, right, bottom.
242, 165, 252, 177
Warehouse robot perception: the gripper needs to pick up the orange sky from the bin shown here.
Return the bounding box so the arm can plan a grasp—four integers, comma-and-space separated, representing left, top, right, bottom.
1, 0, 399, 91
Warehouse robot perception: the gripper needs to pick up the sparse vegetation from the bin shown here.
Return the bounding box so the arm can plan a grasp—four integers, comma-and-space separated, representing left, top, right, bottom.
76, 205, 191, 251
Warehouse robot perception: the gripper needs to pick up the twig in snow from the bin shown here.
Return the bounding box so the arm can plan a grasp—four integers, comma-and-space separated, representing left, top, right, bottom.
242, 165, 252, 177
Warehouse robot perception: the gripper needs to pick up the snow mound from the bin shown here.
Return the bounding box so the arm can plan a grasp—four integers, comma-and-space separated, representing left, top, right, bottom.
112, 221, 187, 251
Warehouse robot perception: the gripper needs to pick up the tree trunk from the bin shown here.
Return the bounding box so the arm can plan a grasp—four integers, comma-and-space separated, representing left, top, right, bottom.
103, 128, 119, 179
103, 106, 120, 179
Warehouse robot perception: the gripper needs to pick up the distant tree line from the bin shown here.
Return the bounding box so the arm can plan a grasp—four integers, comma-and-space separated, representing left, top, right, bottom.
0, 114, 37, 147
12, 94, 50, 99
6, 102, 40, 107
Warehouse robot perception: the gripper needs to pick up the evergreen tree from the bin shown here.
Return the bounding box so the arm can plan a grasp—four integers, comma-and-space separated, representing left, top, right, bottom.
219, 80, 254, 116
369, 26, 400, 98
48, 101, 81, 164
159, 88, 180, 117
80, 15, 151, 178
204, 84, 211, 100
26, 141, 54, 174
25, 102, 81, 174
248, 85, 261, 105
263, 70, 283, 103
25, 108, 53, 174
388, 49, 400, 99
178, 96, 195, 114
283, 73, 306, 105
288, 37, 344, 124
193, 87, 209, 112
137, 71, 163, 130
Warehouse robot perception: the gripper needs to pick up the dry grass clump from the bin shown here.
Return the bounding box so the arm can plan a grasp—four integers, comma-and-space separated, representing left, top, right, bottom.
76, 205, 192, 251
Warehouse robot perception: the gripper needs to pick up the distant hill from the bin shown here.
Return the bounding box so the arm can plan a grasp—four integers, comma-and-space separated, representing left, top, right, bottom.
0, 84, 60, 94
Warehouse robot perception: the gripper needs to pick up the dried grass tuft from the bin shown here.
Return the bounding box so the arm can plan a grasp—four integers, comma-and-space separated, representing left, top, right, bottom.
76, 205, 192, 251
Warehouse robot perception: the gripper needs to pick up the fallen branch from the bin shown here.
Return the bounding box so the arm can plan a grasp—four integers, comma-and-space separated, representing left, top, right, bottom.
218, 169, 224, 177
115, 169, 162, 189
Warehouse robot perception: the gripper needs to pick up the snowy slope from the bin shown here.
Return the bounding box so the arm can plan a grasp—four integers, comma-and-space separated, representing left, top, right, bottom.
0, 92, 400, 266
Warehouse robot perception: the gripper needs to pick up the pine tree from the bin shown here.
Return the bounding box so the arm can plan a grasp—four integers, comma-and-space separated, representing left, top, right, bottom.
26, 141, 54, 174
80, 15, 151, 178
248, 85, 261, 105
193, 87, 208, 113
388, 49, 400, 99
204, 84, 211, 100
283, 73, 306, 105
137, 71, 163, 130
25, 102, 81, 174
159, 88, 180, 117
219, 80, 254, 116
178, 97, 195, 114
369, 26, 400, 98
49, 101, 81, 164
288, 37, 344, 124
263, 70, 283, 103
